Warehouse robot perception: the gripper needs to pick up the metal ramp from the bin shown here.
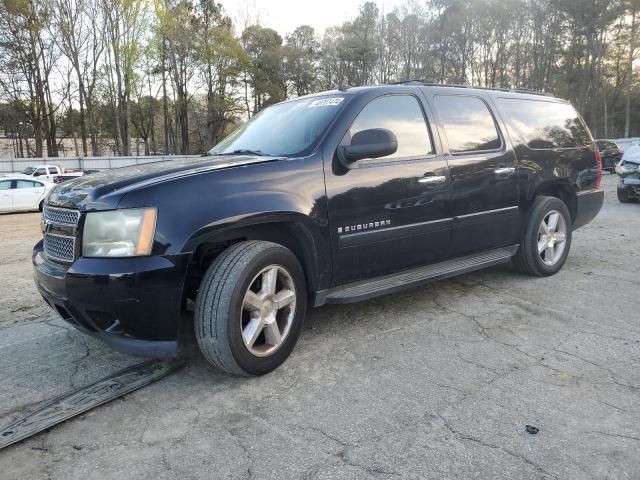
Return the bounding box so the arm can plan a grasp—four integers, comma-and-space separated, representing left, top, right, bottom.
0, 359, 184, 450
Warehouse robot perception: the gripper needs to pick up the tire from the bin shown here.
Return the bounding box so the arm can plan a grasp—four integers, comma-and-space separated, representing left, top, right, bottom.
617, 187, 634, 203
38, 200, 44, 212
609, 167, 617, 174
512, 196, 572, 277
195, 241, 307, 376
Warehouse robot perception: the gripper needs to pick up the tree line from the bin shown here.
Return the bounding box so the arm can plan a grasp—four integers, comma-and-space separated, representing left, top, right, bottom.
0, 0, 638, 158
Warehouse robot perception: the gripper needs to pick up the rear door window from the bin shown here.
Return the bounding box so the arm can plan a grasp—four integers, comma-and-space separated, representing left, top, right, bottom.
498, 98, 591, 149
16, 180, 37, 189
433, 95, 501, 154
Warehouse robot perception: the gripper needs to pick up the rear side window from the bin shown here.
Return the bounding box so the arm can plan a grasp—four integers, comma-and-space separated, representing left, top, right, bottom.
346, 95, 433, 159
16, 180, 38, 189
433, 95, 501, 154
498, 98, 591, 149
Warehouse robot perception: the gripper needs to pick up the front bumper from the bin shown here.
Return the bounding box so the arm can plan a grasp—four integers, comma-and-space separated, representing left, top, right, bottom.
33, 241, 190, 358
573, 189, 604, 230
619, 176, 640, 196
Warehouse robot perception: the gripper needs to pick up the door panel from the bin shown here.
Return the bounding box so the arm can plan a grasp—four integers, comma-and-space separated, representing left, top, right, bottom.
429, 93, 520, 255
13, 180, 44, 210
325, 92, 452, 285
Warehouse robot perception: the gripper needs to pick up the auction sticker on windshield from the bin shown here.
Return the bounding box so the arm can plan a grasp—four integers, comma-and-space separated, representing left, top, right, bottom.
309, 98, 344, 108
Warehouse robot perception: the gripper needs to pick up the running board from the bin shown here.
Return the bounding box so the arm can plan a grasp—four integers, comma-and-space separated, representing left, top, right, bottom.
318, 245, 519, 305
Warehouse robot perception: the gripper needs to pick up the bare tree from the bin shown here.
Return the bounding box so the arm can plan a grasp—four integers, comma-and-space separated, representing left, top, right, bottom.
102, 0, 146, 156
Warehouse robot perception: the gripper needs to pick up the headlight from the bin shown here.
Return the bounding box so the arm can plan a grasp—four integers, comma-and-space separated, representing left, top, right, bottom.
82, 208, 157, 257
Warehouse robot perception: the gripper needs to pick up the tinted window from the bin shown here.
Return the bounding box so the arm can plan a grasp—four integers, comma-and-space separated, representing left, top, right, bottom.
434, 95, 501, 153
209, 95, 347, 157
16, 180, 37, 189
345, 95, 433, 159
0, 180, 11, 190
34, 168, 47, 176
498, 98, 591, 149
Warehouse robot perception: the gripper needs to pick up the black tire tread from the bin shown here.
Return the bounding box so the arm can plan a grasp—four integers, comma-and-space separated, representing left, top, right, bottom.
512, 196, 572, 277
195, 241, 277, 376
617, 187, 634, 203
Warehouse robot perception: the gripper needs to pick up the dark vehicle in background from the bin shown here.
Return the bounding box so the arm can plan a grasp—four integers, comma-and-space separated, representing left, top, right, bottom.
595, 139, 623, 173
53, 169, 100, 184
616, 145, 640, 203
33, 82, 603, 376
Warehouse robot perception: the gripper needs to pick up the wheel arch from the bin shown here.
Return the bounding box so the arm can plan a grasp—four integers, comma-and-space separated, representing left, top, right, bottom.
183, 215, 326, 303
527, 180, 577, 222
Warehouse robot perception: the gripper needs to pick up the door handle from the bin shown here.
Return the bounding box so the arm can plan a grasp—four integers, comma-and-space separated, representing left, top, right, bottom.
494, 167, 515, 177
418, 175, 447, 185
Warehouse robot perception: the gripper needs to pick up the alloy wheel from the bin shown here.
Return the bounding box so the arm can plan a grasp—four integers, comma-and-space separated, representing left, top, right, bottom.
241, 265, 296, 357
537, 210, 567, 266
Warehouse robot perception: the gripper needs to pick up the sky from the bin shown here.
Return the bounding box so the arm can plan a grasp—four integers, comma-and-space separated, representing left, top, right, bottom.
218, 0, 407, 37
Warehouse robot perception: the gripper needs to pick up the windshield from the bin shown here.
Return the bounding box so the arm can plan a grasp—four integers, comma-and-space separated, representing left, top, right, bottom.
208, 95, 348, 157
21, 167, 36, 175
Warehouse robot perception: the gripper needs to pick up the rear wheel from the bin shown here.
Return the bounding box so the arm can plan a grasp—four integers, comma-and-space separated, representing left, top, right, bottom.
617, 187, 635, 203
195, 241, 307, 376
512, 196, 572, 277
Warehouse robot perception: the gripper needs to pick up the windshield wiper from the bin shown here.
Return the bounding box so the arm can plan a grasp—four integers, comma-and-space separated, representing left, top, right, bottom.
227, 149, 266, 156
205, 149, 269, 157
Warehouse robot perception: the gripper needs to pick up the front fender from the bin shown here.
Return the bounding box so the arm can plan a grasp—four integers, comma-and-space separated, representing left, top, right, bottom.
117, 155, 331, 289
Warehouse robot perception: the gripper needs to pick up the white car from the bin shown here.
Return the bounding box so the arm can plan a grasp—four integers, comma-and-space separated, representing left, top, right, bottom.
0, 176, 55, 213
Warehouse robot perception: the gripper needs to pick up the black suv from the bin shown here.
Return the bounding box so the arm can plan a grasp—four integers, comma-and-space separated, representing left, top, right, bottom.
34, 83, 603, 375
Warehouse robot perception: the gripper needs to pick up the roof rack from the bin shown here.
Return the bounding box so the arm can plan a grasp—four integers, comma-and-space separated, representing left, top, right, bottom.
387, 79, 554, 97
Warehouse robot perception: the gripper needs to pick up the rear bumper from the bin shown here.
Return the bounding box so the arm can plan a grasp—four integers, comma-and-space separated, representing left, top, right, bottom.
602, 156, 621, 170
33, 241, 190, 358
573, 189, 604, 230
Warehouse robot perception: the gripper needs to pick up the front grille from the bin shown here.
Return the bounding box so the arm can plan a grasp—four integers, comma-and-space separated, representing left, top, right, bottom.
43, 205, 80, 226
44, 233, 76, 263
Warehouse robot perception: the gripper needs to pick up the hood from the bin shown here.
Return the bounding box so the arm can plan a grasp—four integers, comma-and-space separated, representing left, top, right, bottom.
47, 155, 278, 210
621, 146, 640, 164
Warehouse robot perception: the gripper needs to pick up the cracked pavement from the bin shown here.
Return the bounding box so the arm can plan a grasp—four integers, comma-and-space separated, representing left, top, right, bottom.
0, 173, 639, 479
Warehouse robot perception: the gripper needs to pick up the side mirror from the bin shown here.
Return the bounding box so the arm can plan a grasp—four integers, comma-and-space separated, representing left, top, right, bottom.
33, 172, 41, 177
337, 128, 398, 168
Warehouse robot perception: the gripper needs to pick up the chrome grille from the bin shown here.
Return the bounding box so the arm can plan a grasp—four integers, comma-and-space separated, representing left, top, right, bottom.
43, 205, 80, 226
44, 233, 76, 263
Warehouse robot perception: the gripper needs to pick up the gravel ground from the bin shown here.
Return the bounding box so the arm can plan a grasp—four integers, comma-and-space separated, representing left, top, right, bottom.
0, 173, 639, 479
0, 212, 49, 328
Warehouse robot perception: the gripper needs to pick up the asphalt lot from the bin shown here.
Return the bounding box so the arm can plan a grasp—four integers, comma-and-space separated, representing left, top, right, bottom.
0, 173, 639, 479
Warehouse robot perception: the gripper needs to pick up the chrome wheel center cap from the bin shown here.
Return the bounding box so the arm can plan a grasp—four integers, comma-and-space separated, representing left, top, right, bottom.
261, 298, 275, 319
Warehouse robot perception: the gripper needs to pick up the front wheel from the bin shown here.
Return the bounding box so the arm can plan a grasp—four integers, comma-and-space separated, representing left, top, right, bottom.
512, 196, 572, 277
195, 241, 307, 376
617, 187, 635, 203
